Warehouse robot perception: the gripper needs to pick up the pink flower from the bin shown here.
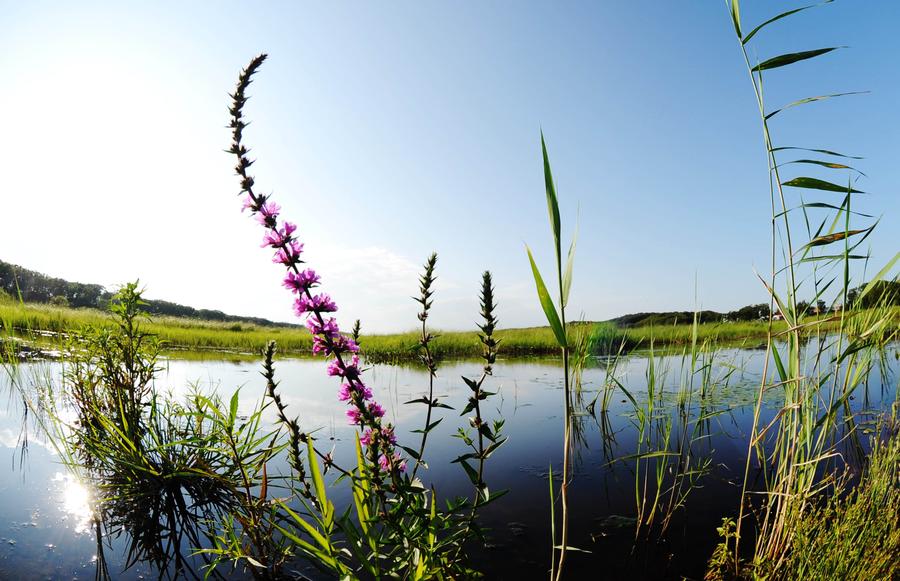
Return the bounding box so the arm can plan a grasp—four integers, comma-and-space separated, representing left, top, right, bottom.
346, 408, 362, 425
378, 452, 406, 472
283, 269, 320, 294
313, 334, 359, 356
261, 222, 299, 248
337, 383, 353, 402
294, 293, 337, 316
262, 230, 284, 248
256, 201, 281, 225
307, 316, 339, 336
234, 154, 400, 477
368, 402, 385, 418
326, 355, 359, 379
273, 241, 304, 266
362, 425, 397, 447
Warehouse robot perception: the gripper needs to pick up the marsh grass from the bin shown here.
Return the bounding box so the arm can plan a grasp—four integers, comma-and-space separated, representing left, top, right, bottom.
26, 285, 293, 580
2, 295, 856, 363
783, 415, 900, 580
722, 1, 900, 577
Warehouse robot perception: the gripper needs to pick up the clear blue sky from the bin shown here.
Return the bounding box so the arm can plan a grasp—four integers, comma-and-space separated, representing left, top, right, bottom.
1, 1, 897, 332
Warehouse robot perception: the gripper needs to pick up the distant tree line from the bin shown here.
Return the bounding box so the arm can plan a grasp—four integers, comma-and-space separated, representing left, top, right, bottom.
0, 259, 293, 327
609, 280, 898, 328
0, 259, 106, 308
611, 310, 726, 328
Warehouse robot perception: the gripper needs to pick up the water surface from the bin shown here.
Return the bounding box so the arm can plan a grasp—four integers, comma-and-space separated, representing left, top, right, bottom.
1, 344, 896, 579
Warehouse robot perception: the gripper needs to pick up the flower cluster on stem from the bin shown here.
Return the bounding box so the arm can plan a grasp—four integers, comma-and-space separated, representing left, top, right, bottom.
228, 54, 404, 477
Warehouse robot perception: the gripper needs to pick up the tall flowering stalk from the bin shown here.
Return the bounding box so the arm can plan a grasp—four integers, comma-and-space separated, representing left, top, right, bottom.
228, 54, 404, 483
225, 55, 509, 577
409, 253, 440, 480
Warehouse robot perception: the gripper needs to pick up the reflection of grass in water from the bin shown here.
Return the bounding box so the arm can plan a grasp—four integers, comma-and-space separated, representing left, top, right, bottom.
26, 285, 291, 580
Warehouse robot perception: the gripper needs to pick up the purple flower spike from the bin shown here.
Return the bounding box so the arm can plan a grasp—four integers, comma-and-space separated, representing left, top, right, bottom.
378, 452, 406, 473
262, 230, 284, 248
256, 201, 281, 225
346, 408, 362, 425
368, 402, 385, 419
284, 269, 320, 294
232, 83, 406, 475
273, 242, 304, 266
326, 355, 360, 380
313, 333, 359, 356
294, 293, 337, 316
307, 316, 340, 337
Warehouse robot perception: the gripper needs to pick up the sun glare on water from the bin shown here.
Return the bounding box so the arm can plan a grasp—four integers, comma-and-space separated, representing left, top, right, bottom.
53, 472, 93, 534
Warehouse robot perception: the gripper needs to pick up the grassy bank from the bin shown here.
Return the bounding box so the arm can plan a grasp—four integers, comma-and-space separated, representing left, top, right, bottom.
1, 298, 887, 361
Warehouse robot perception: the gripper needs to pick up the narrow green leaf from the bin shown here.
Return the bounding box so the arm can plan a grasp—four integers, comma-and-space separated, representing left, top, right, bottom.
540, 131, 562, 268
858, 252, 900, 304
804, 229, 867, 249
526, 245, 567, 348
742, 1, 832, 45
553, 544, 593, 554
782, 177, 864, 194
780, 159, 864, 175
399, 445, 421, 461
730, 0, 742, 38
460, 398, 478, 416
459, 458, 480, 486
273, 523, 325, 561
410, 418, 443, 434
229, 390, 239, 425
766, 91, 866, 119
562, 217, 578, 308
752, 47, 840, 71
307, 439, 332, 527
772, 146, 862, 160
798, 254, 867, 264
279, 503, 334, 558
776, 202, 872, 219
771, 345, 787, 383
352, 435, 371, 537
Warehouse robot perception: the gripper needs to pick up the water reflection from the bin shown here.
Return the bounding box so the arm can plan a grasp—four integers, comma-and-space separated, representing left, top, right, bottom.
0, 343, 896, 580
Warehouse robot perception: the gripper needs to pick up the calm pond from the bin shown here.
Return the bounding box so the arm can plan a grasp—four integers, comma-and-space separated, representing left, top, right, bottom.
1, 344, 896, 579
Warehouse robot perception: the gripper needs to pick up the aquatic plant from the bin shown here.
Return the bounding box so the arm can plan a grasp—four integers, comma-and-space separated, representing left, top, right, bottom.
224, 54, 506, 578
525, 133, 580, 580
48, 284, 273, 579
453, 271, 506, 514
721, 0, 899, 576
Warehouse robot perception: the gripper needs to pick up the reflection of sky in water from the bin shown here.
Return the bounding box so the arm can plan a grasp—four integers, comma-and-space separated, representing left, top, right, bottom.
0, 343, 896, 579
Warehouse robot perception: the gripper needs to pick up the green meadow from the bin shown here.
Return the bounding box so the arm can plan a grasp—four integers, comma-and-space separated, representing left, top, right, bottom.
0, 296, 805, 361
